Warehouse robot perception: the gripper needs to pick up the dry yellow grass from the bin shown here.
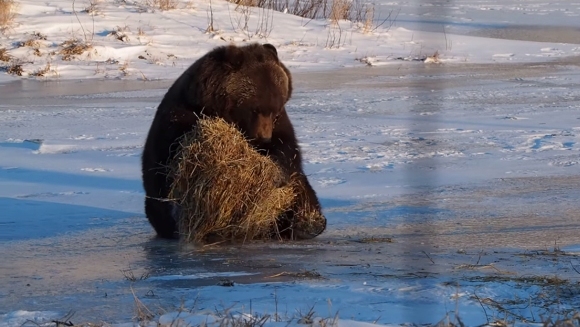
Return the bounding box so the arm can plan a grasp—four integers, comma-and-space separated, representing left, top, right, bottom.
361, 4, 374, 33
6, 60, 22, 75
146, 0, 178, 10
169, 117, 297, 243
22, 38, 40, 48
0, 0, 17, 31
0, 47, 10, 61
329, 0, 351, 23
30, 62, 54, 77
230, 0, 258, 7
59, 39, 92, 61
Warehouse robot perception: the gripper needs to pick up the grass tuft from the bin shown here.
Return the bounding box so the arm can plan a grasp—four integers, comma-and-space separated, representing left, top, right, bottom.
0, 0, 17, 32
0, 47, 10, 62
81, 0, 101, 15
131, 287, 155, 323
6, 60, 22, 75
20, 38, 40, 48
230, 0, 258, 6
30, 62, 52, 77
59, 39, 92, 61
108, 26, 130, 42
146, 0, 178, 11
329, 0, 351, 23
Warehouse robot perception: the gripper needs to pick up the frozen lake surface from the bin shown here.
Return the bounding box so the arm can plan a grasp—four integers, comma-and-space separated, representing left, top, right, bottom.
2, 59, 580, 325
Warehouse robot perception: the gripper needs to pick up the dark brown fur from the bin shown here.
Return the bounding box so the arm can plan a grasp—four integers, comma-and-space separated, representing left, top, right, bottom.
141, 43, 326, 240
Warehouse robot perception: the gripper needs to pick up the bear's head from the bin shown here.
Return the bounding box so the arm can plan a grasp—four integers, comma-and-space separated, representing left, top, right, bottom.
190, 43, 293, 145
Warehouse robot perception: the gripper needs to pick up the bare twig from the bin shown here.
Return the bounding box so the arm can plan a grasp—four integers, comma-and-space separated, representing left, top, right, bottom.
422, 250, 435, 264
72, 0, 88, 43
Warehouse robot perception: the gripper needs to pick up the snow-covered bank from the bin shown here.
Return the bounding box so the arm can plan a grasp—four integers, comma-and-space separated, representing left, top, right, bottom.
1, 0, 580, 83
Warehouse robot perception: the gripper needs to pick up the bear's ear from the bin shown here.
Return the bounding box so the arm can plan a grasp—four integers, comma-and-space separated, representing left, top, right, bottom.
263, 43, 278, 58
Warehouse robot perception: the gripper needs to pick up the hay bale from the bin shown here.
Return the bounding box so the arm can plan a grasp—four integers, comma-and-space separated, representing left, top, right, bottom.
169, 117, 297, 243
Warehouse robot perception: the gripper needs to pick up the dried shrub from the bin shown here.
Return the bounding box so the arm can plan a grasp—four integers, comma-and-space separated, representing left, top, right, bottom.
325, 22, 345, 49
118, 60, 130, 76
0, 0, 17, 31
81, 0, 101, 15
146, 0, 178, 10
329, 0, 351, 23
236, 0, 327, 20
20, 38, 40, 48
169, 117, 297, 243
30, 63, 53, 77
231, 0, 258, 6
59, 39, 92, 61
234, 0, 396, 33
228, 0, 275, 39
31, 31, 47, 40
7, 61, 22, 75
357, 2, 374, 32
108, 26, 130, 42
0, 47, 10, 61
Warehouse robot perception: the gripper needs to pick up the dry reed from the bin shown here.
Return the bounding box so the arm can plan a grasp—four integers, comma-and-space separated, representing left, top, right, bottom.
329, 0, 350, 23
0, 0, 17, 31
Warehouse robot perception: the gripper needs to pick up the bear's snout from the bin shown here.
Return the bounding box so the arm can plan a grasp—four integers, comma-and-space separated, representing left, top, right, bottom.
254, 113, 273, 142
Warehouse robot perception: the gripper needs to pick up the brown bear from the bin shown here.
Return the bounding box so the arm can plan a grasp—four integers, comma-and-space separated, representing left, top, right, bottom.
141, 43, 326, 240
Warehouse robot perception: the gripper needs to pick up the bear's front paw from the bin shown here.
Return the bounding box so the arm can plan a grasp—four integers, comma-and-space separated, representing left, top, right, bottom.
292, 210, 327, 240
